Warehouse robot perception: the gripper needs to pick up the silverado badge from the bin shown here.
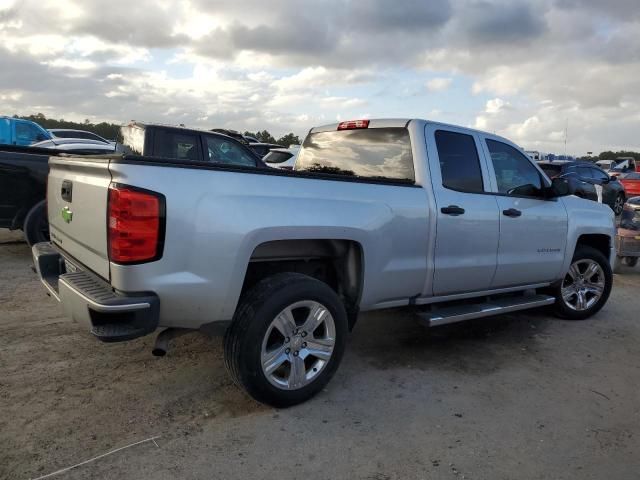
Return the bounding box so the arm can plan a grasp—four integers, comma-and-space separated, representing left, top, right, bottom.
61, 206, 73, 223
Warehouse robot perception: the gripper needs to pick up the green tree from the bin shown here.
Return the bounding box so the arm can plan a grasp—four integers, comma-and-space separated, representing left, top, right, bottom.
14, 113, 123, 142
277, 133, 301, 146
253, 130, 277, 143
599, 150, 640, 161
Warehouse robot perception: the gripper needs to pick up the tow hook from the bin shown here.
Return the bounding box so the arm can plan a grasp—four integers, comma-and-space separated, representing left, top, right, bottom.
152, 328, 192, 357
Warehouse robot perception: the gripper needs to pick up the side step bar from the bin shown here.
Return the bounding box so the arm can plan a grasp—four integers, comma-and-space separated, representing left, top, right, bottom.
417, 294, 555, 327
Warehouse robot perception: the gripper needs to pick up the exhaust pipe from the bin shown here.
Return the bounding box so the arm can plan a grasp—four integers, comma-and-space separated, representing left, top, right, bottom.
152, 328, 192, 356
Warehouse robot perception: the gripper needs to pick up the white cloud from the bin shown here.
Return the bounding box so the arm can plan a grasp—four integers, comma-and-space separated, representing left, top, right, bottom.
0, 0, 639, 153
426, 77, 452, 92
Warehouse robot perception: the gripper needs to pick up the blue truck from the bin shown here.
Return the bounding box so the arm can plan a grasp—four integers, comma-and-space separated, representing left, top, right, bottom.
0, 116, 52, 146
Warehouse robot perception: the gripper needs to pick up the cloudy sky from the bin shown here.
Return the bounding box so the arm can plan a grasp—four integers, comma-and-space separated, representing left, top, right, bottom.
1, 0, 638, 154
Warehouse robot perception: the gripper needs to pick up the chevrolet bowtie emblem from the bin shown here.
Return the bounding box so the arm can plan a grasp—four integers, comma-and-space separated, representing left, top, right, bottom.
61, 206, 73, 223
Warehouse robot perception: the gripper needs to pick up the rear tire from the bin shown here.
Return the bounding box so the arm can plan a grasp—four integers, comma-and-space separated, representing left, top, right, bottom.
224, 273, 348, 407
553, 246, 612, 320
624, 257, 638, 267
23, 201, 49, 246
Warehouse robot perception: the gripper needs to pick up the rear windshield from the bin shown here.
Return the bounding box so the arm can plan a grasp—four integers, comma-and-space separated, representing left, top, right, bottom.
264, 151, 293, 164
296, 127, 415, 182
539, 164, 562, 178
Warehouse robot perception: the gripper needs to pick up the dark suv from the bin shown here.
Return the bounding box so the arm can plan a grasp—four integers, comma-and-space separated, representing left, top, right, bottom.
538, 161, 626, 215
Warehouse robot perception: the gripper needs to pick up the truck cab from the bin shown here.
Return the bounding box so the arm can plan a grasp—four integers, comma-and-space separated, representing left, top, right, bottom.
0, 117, 52, 146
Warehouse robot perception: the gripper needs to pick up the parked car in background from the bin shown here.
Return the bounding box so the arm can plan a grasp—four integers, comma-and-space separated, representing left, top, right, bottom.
596, 159, 617, 171
262, 145, 300, 170
0, 116, 51, 146
538, 161, 626, 215
248, 142, 283, 158
615, 196, 640, 269
619, 172, 640, 197
609, 160, 638, 178
123, 122, 265, 166
48, 129, 111, 144
33, 118, 615, 407
210, 128, 250, 145
32, 138, 116, 154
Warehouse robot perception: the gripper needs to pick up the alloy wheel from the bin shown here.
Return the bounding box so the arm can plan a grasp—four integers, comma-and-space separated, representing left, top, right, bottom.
261, 300, 336, 390
561, 259, 605, 311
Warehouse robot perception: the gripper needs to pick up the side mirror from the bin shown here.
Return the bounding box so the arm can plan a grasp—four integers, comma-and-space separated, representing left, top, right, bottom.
548, 177, 571, 197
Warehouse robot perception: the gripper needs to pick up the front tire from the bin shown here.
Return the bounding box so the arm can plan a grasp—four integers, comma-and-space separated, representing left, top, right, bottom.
224, 273, 348, 407
23, 201, 49, 246
553, 246, 612, 320
613, 193, 625, 216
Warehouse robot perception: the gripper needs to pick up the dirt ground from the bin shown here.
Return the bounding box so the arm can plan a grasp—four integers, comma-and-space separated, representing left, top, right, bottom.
1, 228, 639, 480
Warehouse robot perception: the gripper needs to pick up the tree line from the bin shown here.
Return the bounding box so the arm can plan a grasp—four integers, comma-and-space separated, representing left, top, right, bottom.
13, 113, 301, 146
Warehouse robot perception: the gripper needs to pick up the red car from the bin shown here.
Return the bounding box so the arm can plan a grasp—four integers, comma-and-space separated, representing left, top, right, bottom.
620, 172, 640, 197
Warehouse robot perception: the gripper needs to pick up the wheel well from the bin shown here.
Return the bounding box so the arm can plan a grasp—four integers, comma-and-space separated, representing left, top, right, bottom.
576, 234, 611, 259
243, 239, 364, 330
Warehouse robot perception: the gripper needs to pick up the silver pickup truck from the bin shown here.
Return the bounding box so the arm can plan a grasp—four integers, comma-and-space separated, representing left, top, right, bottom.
33, 119, 616, 406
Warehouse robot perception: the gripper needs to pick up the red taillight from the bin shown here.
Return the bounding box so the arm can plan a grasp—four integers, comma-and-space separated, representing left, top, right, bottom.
108, 185, 163, 264
337, 119, 369, 130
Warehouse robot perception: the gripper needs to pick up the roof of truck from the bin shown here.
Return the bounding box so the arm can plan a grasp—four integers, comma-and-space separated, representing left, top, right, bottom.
308, 118, 517, 144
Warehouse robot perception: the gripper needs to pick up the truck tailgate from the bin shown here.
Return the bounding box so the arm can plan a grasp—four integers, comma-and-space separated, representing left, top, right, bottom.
48, 156, 112, 279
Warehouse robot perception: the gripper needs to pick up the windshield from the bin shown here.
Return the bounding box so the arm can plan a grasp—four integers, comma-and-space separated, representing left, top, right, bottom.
296, 127, 415, 182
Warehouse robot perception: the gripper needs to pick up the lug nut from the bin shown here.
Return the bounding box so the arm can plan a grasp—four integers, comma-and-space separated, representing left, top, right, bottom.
301, 331, 307, 337
293, 350, 299, 356
285, 348, 291, 354
302, 342, 307, 348
285, 337, 290, 343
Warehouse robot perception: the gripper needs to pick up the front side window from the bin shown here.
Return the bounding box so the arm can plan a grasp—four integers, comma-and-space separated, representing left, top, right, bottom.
589, 167, 610, 182
486, 139, 543, 196
435, 130, 484, 193
205, 136, 257, 167
153, 131, 200, 161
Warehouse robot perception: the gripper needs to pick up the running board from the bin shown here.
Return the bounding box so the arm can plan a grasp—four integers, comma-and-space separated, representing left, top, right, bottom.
417, 294, 555, 327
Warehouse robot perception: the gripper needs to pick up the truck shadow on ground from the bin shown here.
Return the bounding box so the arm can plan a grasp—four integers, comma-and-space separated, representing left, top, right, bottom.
348, 307, 554, 375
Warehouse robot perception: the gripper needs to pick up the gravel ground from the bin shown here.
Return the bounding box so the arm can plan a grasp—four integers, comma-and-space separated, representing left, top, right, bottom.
1, 228, 639, 480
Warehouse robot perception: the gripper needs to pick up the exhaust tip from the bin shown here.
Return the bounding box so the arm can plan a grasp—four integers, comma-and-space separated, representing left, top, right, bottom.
151, 348, 166, 357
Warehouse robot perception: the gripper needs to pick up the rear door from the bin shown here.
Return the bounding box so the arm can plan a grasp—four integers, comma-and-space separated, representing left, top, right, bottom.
480, 138, 568, 287
425, 125, 500, 296
48, 157, 112, 279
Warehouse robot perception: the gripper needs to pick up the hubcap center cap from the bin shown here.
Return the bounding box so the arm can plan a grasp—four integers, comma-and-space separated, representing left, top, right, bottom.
291, 335, 303, 350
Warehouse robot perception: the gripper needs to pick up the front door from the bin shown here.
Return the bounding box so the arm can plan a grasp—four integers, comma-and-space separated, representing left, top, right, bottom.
480, 138, 568, 287
425, 126, 500, 296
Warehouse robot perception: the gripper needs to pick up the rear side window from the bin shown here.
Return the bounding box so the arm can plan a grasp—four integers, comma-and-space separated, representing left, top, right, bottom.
15, 121, 46, 145
296, 127, 414, 182
435, 130, 484, 193
153, 131, 200, 161
0, 118, 9, 145
205, 135, 257, 167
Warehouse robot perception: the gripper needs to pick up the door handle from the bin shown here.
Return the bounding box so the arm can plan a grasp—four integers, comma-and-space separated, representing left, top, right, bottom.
441, 205, 465, 216
503, 208, 522, 217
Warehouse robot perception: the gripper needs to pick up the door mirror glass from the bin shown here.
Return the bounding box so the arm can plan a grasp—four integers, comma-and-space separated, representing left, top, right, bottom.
548, 177, 571, 197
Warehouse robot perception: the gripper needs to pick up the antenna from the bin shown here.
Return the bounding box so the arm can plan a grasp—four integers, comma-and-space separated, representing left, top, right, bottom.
564, 118, 568, 157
